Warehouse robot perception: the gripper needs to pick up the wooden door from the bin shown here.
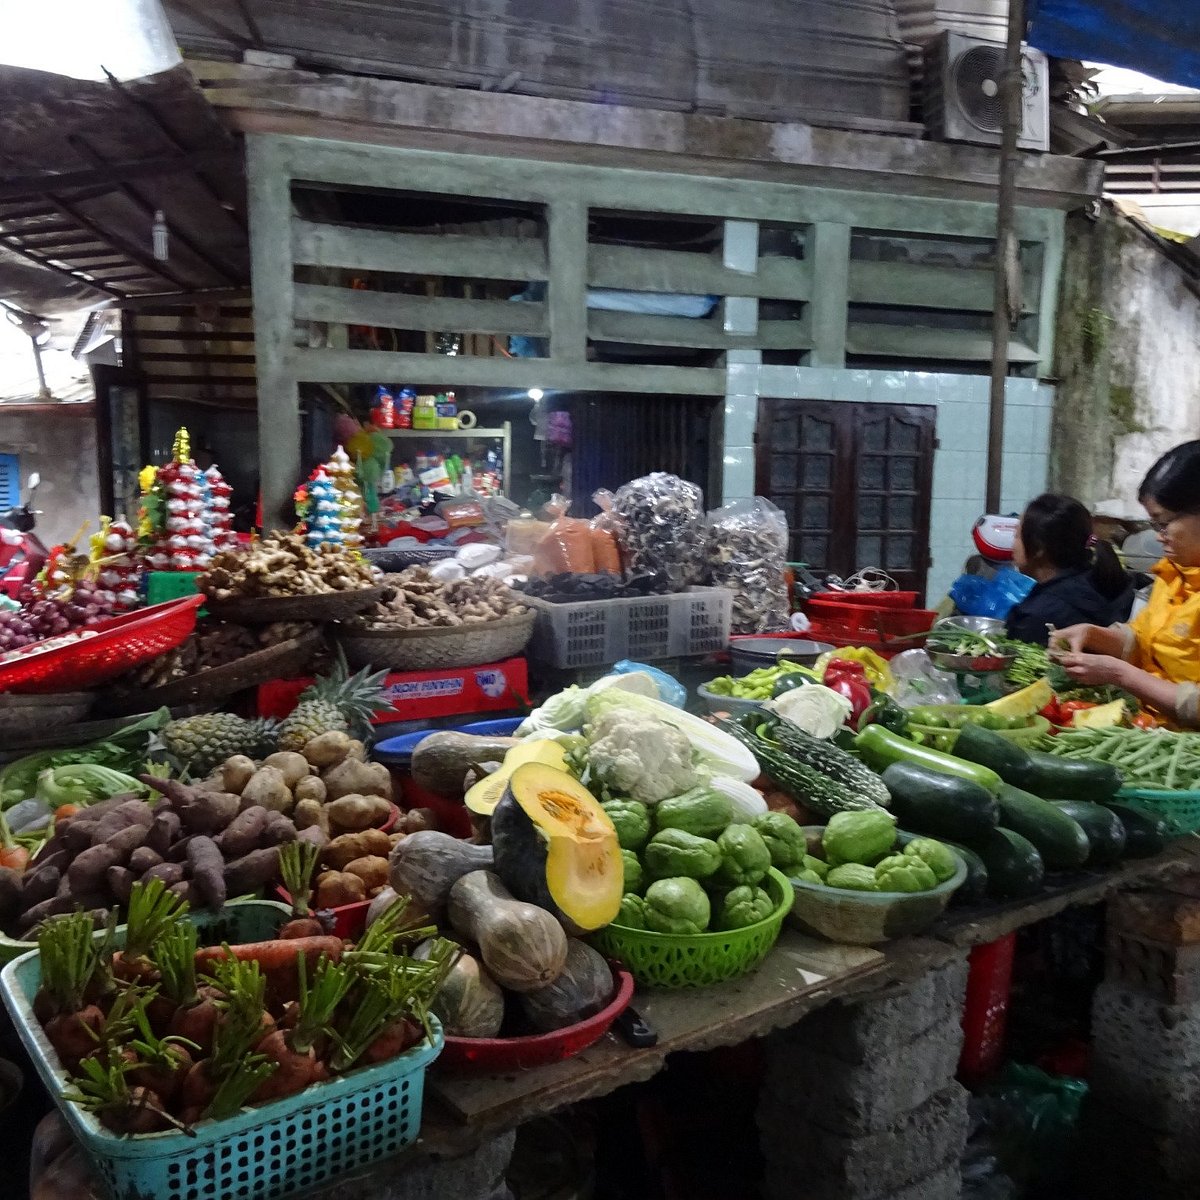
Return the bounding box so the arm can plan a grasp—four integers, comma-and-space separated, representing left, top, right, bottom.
756, 400, 935, 599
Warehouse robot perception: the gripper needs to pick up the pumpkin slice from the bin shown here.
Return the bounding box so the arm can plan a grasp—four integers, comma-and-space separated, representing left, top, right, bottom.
465, 740, 569, 817
492, 763, 623, 934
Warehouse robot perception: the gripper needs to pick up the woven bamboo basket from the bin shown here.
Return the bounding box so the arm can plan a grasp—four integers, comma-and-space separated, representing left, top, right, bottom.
336, 610, 535, 671
0, 692, 93, 739
203, 586, 385, 624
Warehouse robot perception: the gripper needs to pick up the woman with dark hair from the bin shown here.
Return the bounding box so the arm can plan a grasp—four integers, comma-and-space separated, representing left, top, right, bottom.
1005, 494, 1133, 645
1054, 441, 1200, 727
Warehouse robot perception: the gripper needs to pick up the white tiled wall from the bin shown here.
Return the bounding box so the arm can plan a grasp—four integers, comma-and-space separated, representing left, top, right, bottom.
721, 367, 1054, 603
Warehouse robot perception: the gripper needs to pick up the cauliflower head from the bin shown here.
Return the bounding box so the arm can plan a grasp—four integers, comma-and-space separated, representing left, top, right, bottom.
585, 710, 699, 804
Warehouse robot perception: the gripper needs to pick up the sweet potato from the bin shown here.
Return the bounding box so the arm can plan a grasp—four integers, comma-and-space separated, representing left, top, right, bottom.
177, 791, 240, 836
292, 798, 328, 835
323, 829, 390, 870
20, 858, 64, 905
223, 846, 282, 896
322, 759, 392, 802
67, 844, 119, 896
16, 894, 76, 933
90, 800, 154, 845
142, 860, 186, 889
344, 856, 389, 892
261, 811, 298, 847
107, 822, 150, 864
106, 866, 135, 906
0, 866, 20, 924
219, 755, 257, 795
316, 871, 365, 908
296, 825, 328, 851
144, 811, 181, 857
326, 794, 390, 834
241, 767, 292, 813
263, 752, 310, 789
167, 836, 195, 863
128, 847, 163, 876
293, 775, 326, 805
187, 837, 226, 910
168, 881, 196, 905
216, 806, 271, 859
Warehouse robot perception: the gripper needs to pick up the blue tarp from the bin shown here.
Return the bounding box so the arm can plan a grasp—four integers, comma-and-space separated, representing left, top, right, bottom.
1029, 0, 1200, 90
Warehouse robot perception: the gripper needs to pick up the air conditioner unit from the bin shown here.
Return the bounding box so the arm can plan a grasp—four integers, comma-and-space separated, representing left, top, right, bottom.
924, 30, 1049, 152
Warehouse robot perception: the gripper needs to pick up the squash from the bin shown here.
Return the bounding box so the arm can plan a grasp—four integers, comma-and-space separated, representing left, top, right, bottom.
518, 940, 614, 1033
447, 870, 568, 992
465, 739, 569, 817
388, 830, 494, 916
431, 949, 506, 1038
410, 731, 523, 796
492, 764, 623, 935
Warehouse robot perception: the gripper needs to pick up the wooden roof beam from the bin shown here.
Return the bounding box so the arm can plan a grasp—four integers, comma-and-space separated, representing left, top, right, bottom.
0, 148, 238, 202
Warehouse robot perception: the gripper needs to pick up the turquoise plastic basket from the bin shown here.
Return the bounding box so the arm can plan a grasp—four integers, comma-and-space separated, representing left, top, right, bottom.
1116, 787, 1200, 837
0, 902, 443, 1200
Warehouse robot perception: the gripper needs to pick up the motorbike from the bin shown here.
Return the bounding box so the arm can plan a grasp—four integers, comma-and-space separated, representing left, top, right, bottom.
0, 472, 48, 600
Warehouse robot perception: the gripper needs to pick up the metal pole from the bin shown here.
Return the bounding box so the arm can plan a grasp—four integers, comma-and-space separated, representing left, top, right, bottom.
986, 0, 1027, 512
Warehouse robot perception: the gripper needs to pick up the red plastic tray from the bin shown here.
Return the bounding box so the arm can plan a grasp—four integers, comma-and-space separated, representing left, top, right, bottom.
0, 595, 203, 694
809, 590, 918, 611
437, 967, 634, 1071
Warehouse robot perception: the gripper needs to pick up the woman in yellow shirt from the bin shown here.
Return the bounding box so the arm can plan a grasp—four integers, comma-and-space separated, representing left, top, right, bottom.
1053, 441, 1200, 727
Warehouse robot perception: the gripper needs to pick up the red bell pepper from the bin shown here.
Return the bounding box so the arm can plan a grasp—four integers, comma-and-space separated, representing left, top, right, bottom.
822, 659, 873, 731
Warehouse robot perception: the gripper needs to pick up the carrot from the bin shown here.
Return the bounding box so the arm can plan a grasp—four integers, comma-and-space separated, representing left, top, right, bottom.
195, 936, 343, 973
44, 1005, 104, 1069
0, 846, 29, 873
54, 805, 81, 824
362, 1016, 422, 1064
249, 1029, 317, 1103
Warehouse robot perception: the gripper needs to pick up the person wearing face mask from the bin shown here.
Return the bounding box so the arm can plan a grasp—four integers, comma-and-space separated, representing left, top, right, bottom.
1004, 494, 1133, 646
1052, 441, 1200, 726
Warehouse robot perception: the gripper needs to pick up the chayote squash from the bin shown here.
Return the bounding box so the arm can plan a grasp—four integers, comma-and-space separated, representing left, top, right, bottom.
621, 849, 645, 895
801, 854, 829, 880
715, 884, 775, 930
875, 853, 937, 893
752, 812, 808, 870
654, 785, 734, 840
643, 877, 711, 935
603, 799, 653, 851
643, 828, 722, 881
714, 824, 772, 888
823, 810, 897, 867
825, 863, 879, 892
617, 892, 648, 928
903, 838, 959, 883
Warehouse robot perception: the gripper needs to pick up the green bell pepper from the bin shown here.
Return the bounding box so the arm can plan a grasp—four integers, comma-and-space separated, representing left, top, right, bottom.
861, 694, 910, 735
644, 828, 722, 881
716, 884, 776, 930
715, 824, 773, 887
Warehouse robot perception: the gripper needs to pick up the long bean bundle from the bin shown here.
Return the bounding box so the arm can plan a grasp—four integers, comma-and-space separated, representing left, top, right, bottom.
1049, 727, 1200, 791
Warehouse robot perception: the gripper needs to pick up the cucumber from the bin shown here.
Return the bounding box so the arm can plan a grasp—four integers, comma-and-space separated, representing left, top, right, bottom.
1025, 751, 1121, 802
1102, 802, 1169, 858
855, 725, 1002, 792
971, 827, 1045, 899
880, 762, 999, 842
995, 784, 1090, 870
1049, 801, 1127, 866
944, 841, 989, 904
952, 722, 1036, 788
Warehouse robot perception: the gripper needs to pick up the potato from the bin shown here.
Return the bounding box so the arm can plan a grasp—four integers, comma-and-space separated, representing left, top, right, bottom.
263, 752, 311, 789
323, 829, 391, 870
293, 798, 329, 836
322, 759, 392, 802
346, 739, 368, 762
326, 794, 391, 834
344, 855, 389, 892
292, 776, 327, 806
302, 731, 352, 769
240, 766, 293, 813
220, 756, 258, 795
402, 807, 437, 834
316, 871, 366, 908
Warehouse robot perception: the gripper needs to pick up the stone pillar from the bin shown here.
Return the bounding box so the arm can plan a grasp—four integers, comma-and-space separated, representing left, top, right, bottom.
758, 954, 970, 1200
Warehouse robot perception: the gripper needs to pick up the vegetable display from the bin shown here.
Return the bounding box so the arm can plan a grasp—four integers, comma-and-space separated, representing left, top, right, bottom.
1047, 727, 1200, 792
201, 531, 376, 600
356, 569, 526, 630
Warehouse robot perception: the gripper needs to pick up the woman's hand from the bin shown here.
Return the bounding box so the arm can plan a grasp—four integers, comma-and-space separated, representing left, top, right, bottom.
1048, 624, 1097, 654
1053, 652, 1130, 688
1048, 623, 1128, 659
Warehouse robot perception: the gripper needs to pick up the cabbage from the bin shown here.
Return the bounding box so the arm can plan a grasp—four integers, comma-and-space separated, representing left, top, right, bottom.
709, 776, 769, 823
516, 671, 659, 736
583, 688, 759, 782
765, 685, 852, 740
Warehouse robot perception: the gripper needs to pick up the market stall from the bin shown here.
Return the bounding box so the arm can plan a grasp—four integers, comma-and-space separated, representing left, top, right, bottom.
3, 448, 1199, 1200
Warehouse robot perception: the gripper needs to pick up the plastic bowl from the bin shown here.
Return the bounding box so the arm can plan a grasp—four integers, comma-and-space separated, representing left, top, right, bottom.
729, 636, 834, 677
787, 828, 966, 945
438, 968, 635, 1070
696, 684, 766, 717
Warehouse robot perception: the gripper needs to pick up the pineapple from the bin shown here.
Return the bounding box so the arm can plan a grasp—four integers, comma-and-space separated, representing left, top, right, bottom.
276, 654, 390, 752
159, 713, 276, 774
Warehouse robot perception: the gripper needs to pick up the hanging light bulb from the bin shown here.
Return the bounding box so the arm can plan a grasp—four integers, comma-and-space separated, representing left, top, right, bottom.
152, 209, 169, 262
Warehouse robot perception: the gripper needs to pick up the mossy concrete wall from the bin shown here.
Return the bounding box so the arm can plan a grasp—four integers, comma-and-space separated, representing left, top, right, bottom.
1051, 206, 1200, 515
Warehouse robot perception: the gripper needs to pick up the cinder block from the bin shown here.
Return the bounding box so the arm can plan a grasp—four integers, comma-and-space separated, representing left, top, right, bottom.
762, 1019, 963, 1133
1105, 926, 1200, 1004
763, 1159, 960, 1200
787, 956, 968, 1065
760, 1085, 969, 1198
1089, 1046, 1200, 1132
1081, 1098, 1200, 1197
1109, 890, 1200, 945
1091, 981, 1200, 1072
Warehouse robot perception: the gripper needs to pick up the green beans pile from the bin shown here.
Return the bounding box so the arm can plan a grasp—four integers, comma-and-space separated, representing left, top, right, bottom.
1049, 727, 1200, 792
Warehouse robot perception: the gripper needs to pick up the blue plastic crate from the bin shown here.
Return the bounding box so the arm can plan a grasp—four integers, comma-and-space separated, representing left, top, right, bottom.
0, 902, 443, 1200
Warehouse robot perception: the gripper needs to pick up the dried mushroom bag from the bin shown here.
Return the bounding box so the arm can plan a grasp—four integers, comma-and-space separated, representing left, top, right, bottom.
706, 497, 790, 634
611, 472, 706, 591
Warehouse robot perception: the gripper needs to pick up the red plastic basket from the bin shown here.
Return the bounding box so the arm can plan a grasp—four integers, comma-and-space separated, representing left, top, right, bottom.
810, 590, 918, 610
807, 602, 935, 634
0, 595, 203, 694
438, 968, 635, 1071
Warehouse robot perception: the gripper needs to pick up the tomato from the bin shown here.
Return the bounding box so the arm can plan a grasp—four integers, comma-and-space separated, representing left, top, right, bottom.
1039, 700, 1062, 725
1130, 711, 1158, 730
1058, 701, 1097, 717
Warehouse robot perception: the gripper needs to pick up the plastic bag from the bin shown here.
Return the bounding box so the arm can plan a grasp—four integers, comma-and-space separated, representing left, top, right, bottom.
533, 495, 596, 575
589, 490, 623, 575
705, 498, 790, 634
950, 567, 1036, 619
507, 513, 551, 558
611, 473, 706, 591
456, 543, 502, 571
612, 659, 688, 708
890, 649, 963, 706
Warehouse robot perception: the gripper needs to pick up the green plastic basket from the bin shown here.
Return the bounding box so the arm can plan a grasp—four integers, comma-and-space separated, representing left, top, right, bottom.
1116, 787, 1200, 837
0, 901, 443, 1200
146, 571, 202, 606
589, 868, 793, 989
